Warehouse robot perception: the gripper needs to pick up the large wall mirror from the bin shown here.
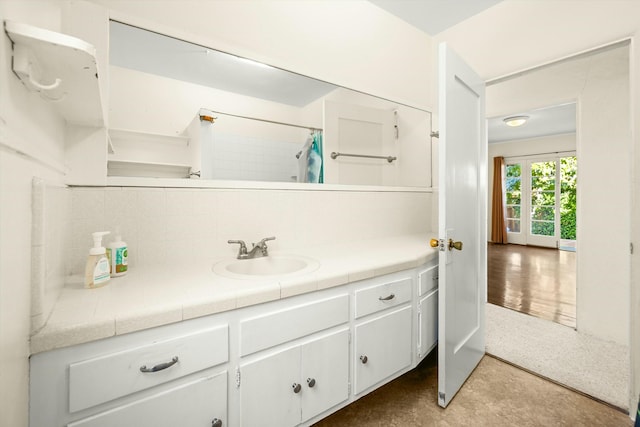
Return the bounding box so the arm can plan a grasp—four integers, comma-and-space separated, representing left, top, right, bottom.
107, 21, 432, 188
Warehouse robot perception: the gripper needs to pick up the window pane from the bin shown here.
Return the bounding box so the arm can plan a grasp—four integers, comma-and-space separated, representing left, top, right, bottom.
506, 219, 520, 233
531, 177, 555, 191
506, 205, 520, 219
506, 191, 521, 205
531, 206, 555, 221
531, 190, 555, 206
531, 221, 554, 236
506, 176, 521, 192
506, 164, 521, 178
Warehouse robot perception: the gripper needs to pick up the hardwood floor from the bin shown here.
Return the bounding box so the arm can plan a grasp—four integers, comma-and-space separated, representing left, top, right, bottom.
488, 243, 576, 328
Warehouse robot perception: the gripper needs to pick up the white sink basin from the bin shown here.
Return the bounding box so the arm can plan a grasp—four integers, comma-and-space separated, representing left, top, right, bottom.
212, 255, 320, 279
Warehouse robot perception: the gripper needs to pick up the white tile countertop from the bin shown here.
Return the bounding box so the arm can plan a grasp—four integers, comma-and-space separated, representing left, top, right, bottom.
31, 233, 436, 354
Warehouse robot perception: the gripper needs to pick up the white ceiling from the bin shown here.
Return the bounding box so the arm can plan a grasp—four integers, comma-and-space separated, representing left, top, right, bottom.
488, 103, 576, 144
367, 0, 503, 35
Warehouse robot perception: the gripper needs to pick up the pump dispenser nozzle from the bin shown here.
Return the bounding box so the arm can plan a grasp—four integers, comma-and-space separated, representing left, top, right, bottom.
90, 231, 110, 255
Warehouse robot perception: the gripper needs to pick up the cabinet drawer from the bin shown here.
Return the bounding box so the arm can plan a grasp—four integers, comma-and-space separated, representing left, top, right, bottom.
68, 371, 227, 427
418, 265, 438, 296
354, 306, 412, 395
354, 278, 412, 319
240, 294, 349, 357
69, 325, 228, 413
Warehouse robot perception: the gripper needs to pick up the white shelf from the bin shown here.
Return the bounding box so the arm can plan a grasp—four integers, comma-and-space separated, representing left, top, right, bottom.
107, 160, 193, 179
108, 128, 190, 146
4, 20, 104, 127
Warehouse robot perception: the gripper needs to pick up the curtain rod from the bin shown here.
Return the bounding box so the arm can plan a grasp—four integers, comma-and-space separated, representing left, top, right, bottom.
199, 109, 322, 133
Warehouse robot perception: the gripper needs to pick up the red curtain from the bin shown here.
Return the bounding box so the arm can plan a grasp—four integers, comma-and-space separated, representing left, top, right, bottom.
491, 156, 508, 244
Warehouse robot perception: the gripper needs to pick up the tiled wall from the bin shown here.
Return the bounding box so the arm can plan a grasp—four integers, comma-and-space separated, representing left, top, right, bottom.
31, 180, 70, 333
207, 131, 301, 182
67, 187, 432, 276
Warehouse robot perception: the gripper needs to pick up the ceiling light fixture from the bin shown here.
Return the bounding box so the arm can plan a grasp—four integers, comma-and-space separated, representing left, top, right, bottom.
503, 115, 529, 127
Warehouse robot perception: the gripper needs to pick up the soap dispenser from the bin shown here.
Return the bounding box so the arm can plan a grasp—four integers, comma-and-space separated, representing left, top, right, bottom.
85, 231, 111, 289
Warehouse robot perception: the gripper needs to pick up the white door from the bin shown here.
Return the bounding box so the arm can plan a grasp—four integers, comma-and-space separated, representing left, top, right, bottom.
437, 43, 487, 408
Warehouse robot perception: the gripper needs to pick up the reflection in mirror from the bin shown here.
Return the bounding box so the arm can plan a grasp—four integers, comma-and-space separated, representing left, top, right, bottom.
108, 21, 432, 187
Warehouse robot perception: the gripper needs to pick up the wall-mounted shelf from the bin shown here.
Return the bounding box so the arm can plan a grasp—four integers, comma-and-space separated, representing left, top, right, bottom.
107, 160, 193, 179
4, 20, 104, 127
108, 128, 191, 166
109, 128, 189, 148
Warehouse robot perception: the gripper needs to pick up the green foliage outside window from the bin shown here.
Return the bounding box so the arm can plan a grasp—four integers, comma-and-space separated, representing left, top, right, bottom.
560, 157, 577, 240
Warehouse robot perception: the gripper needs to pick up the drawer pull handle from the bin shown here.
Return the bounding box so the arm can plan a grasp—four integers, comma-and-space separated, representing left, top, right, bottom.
140, 356, 179, 373
292, 383, 302, 393
360, 355, 368, 364
307, 378, 316, 388
211, 418, 223, 427
378, 293, 395, 301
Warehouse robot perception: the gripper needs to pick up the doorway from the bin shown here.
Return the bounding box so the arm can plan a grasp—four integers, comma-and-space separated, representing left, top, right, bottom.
505, 155, 577, 250
484, 41, 631, 411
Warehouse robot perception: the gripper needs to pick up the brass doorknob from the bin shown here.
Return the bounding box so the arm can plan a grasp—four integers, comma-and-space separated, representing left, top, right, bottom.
448, 239, 463, 251
429, 238, 439, 248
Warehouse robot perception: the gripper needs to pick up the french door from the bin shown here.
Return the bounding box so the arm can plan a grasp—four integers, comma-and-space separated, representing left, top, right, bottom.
505, 155, 576, 248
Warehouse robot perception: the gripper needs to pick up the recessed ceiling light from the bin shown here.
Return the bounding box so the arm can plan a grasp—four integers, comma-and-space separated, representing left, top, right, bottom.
503, 116, 529, 127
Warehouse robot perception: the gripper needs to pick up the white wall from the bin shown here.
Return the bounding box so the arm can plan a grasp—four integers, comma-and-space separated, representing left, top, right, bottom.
436, 0, 640, 412
93, 0, 433, 110
0, 2, 69, 426
66, 187, 432, 276
487, 133, 576, 239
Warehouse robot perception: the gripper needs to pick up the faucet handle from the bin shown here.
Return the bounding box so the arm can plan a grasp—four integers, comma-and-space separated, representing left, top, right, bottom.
228, 239, 248, 255
260, 236, 276, 244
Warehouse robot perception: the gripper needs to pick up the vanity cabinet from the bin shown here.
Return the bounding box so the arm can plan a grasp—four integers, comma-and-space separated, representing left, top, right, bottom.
238, 329, 350, 427
30, 261, 438, 427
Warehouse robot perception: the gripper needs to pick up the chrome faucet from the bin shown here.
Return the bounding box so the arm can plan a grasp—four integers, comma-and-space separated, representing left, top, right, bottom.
228, 236, 276, 259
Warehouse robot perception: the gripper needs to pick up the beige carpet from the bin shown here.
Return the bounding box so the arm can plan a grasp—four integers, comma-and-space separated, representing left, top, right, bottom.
486, 303, 630, 411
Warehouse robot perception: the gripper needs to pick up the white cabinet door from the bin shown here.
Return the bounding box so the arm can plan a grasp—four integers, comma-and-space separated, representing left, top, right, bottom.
240, 329, 350, 427
437, 42, 487, 408
418, 289, 438, 361
67, 371, 226, 427
300, 329, 350, 423
239, 346, 301, 427
353, 306, 412, 395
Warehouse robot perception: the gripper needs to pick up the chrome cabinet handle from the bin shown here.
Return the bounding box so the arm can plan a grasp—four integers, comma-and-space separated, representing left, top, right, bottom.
292, 383, 302, 393
139, 356, 179, 373
378, 293, 395, 301
307, 378, 316, 388
360, 355, 368, 364
211, 418, 223, 427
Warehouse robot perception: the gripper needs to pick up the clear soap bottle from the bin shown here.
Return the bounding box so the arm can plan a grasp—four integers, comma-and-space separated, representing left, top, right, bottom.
85, 231, 111, 289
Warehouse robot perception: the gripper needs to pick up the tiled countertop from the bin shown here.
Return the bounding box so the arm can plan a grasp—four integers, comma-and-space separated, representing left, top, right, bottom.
31, 233, 436, 354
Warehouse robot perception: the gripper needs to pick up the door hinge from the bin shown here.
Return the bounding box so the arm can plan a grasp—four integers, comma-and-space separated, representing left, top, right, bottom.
431, 131, 439, 138
631, 242, 634, 255
438, 392, 445, 402
235, 367, 241, 388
